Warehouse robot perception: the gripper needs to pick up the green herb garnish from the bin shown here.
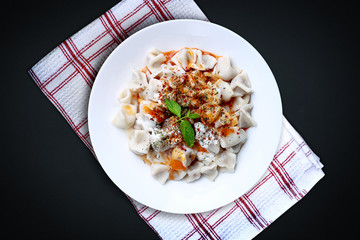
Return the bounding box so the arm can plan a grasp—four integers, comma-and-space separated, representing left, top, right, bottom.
180, 120, 195, 147
164, 99, 200, 147
164, 99, 181, 118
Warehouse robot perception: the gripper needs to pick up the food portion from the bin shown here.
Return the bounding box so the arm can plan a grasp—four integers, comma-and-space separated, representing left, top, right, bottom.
112, 47, 256, 184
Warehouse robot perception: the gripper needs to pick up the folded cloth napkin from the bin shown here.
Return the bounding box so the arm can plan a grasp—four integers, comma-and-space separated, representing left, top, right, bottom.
28, 0, 324, 239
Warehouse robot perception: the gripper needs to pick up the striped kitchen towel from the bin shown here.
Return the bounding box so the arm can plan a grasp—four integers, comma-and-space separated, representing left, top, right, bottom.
28, 0, 324, 239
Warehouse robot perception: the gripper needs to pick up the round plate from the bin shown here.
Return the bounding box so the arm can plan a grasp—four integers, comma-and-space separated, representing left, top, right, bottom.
88, 19, 282, 214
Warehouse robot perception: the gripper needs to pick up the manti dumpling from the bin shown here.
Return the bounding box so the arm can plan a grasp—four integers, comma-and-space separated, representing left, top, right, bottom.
129, 69, 148, 92
215, 79, 234, 102
238, 103, 257, 129
219, 127, 247, 148
146, 48, 166, 73
230, 71, 253, 97
171, 48, 217, 71
128, 129, 151, 155
112, 103, 137, 129
215, 150, 237, 172
213, 56, 239, 81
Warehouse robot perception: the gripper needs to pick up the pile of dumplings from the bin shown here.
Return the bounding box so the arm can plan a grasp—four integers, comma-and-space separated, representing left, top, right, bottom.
112, 47, 256, 184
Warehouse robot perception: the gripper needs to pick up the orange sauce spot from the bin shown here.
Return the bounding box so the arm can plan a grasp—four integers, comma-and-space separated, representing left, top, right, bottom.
124, 105, 135, 116
169, 171, 175, 180
141, 66, 149, 73
137, 97, 144, 104
169, 170, 180, 180
140, 154, 152, 166
170, 160, 187, 171
143, 105, 167, 123
193, 142, 208, 153
230, 116, 238, 127
188, 50, 195, 65
143, 105, 152, 114
219, 127, 235, 137
163, 50, 177, 62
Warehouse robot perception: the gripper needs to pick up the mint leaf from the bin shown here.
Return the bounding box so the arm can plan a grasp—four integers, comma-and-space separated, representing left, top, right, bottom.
180, 120, 195, 147
164, 99, 181, 118
164, 99, 196, 147
188, 113, 200, 119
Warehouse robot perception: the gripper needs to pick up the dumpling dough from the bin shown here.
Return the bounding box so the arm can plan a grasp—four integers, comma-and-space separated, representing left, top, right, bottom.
117, 87, 136, 105
185, 161, 204, 183
151, 63, 185, 80
129, 130, 151, 155
196, 151, 216, 165
192, 50, 217, 70
215, 150, 237, 172
112, 104, 137, 129
213, 56, 239, 81
219, 127, 247, 148
238, 103, 257, 128
146, 48, 166, 73
133, 113, 157, 132
151, 163, 169, 184
171, 48, 197, 70
230, 71, 253, 97
171, 48, 217, 71
200, 162, 218, 181
231, 95, 250, 112
170, 170, 187, 181
226, 142, 244, 153
129, 69, 148, 92
140, 78, 163, 101
215, 79, 234, 102
171, 146, 196, 168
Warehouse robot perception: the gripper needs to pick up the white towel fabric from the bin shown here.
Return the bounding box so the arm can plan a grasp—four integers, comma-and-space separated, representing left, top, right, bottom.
28, 0, 324, 239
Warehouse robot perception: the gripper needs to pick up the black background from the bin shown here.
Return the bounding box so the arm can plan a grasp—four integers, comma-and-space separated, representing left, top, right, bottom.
2, 0, 359, 239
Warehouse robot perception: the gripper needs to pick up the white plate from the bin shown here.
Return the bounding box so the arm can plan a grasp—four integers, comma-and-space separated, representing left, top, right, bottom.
88, 20, 282, 214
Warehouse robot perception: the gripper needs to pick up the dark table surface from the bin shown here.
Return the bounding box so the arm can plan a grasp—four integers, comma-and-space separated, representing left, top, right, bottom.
2, 0, 358, 239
